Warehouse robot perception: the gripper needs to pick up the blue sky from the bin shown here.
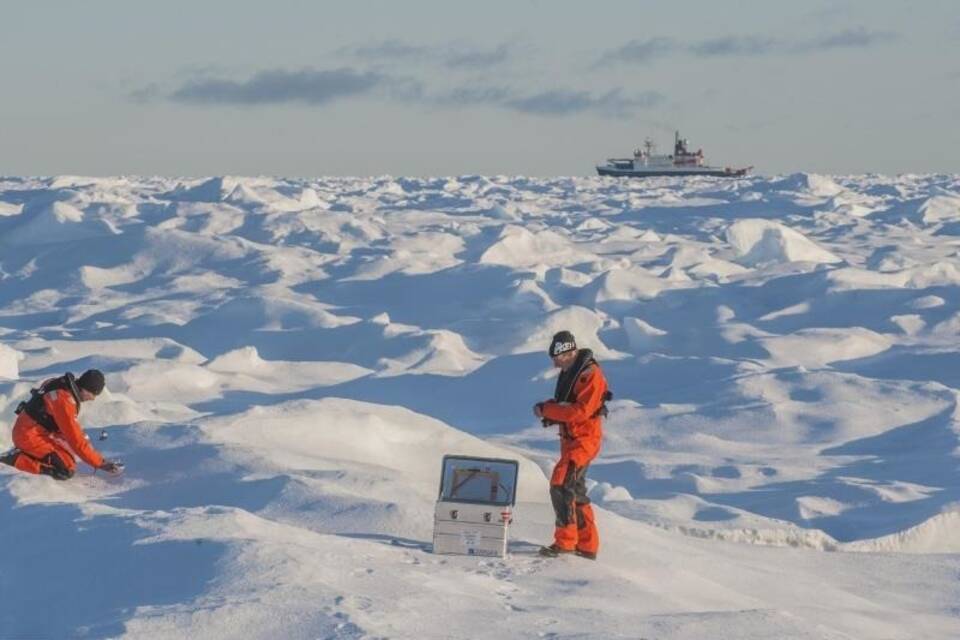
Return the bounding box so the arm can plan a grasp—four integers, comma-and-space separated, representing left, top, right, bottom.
1, 0, 957, 176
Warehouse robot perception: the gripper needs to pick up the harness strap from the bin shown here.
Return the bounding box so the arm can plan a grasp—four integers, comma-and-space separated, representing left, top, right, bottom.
548, 349, 611, 437
13, 373, 82, 433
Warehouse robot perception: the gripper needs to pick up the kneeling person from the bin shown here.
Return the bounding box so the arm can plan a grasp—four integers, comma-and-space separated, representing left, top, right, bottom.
1, 369, 122, 479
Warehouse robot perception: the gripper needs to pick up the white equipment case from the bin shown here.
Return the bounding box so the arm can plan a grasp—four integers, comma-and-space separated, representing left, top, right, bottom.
432, 455, 519, 558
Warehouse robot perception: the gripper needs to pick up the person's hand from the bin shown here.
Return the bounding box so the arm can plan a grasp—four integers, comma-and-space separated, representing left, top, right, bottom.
100, 460, 125, 475
533, 402, 544, 418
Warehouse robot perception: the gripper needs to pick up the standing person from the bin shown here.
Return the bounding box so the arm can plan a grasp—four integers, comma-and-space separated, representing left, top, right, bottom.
1, 369, 122, 479
534, 331, 610, 560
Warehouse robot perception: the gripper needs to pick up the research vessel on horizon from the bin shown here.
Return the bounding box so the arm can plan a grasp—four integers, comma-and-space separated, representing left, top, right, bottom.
597, 131, 752, 178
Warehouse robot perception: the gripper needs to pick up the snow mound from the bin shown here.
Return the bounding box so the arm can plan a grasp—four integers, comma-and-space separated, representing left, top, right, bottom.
479, 225, 593, 269
196, 297, 360, 332
200, 397, 546, 501
0, 200, 22, 217
909, 295, 946, 310
918, 194, 960, 224
290, 188, 326, 211
623, 317, 668, 351
205, 345, 273, 372
206, 346, 373, 388
224, 182, 268, 206
163, 177, 236, 202
510, 306, 621, 359
47, 176, 129, 190
2, 201, 118, 245
580, 266, 671, 305
117, 360, 221, 403
850, 506, 960, 553
78, 263, 145, 289
726, 219, 842, 266
772, 173, 845, 197
905, 261, 960, 288
758, 327, 892, 368
164, 176, 276, 203
0, 344, 24, 379
826, 191, 882, 217
345, 232, 464, 280
483, 203, 521, 220
375, 329, 487, 377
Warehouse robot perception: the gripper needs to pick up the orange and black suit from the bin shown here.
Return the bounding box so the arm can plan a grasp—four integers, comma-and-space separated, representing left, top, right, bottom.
539, 349, 608, 555
8, 375, 104, 479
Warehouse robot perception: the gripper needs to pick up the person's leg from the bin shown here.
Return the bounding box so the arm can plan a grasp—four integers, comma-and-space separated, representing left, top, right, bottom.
39, 444, 76, 480
11, 425, 76, 479
573, 465, 599, 556
9, 422, 45, 474
550, 457, 584, 551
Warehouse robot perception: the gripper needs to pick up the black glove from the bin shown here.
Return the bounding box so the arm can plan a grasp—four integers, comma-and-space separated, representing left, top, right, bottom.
100, 460, 125, 475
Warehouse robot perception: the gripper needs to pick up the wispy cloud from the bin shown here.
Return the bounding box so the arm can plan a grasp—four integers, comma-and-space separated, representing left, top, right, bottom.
169, 68, 383, 106
433, 85, 663, 117
446, 44, 512, 69
596, 38, 678, 65
340, 39, 516, 70
142, 66, 660, 118
599, 28, 897, 65
433, 86, 514, 107
804, 27, 897, 51
503, 88, 663, 117
691, 36, 778, 58
345, 39, 431, 62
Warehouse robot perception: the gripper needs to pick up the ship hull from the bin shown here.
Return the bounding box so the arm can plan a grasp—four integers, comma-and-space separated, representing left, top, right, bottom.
596, 166, 750, 178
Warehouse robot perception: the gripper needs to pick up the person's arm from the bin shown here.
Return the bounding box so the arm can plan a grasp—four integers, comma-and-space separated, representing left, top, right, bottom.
46, 393, 105, 469
540, 368, 606, 427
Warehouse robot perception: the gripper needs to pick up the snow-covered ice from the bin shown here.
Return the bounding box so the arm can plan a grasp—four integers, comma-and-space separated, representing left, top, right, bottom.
2, 173, 960, 638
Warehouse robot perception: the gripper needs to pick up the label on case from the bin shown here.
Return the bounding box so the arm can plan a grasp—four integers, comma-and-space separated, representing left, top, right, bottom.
461, 530, 481, 548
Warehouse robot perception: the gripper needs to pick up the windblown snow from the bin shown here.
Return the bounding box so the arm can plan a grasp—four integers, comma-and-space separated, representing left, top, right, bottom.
1, 173, 959, 639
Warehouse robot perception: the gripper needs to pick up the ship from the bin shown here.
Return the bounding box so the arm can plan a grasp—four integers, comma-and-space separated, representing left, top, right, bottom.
596, 131, 752, 178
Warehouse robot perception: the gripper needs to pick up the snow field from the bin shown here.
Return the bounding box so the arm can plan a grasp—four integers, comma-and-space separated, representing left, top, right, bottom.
1, 172, 959, 638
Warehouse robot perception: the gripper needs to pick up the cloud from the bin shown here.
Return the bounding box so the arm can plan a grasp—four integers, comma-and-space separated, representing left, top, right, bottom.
169, 68, 383, 105
446, 44, 512, 69
596, 38, 678, 65
691, 36, 778, 57
340, 39, 515, 70
434, 86, 514, 107
343, 39, 431, 62
805, 27, 897, 50
145, 66, 660, 119
599, 28, 897, 64
433, 85, 662, 117
503, 88, 663, 117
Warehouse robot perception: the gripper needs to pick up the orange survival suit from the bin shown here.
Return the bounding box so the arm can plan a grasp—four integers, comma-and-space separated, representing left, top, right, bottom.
538, 348, 609, 556
7, 373, 105, 479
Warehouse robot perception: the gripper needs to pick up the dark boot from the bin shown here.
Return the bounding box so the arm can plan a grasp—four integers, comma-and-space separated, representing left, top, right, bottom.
538, 543, 575, 558
0, 448, 20, 467
575, 549, 597, 560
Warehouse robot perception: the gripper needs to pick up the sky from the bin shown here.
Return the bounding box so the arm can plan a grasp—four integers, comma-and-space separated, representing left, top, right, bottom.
1, 0, 958, 177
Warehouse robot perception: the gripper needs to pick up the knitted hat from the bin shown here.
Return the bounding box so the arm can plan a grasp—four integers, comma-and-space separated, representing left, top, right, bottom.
548, 330, 577, 357
77, 369, 105, 395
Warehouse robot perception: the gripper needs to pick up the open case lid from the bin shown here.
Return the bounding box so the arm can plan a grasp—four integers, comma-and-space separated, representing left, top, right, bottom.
437, 455, 519, 507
